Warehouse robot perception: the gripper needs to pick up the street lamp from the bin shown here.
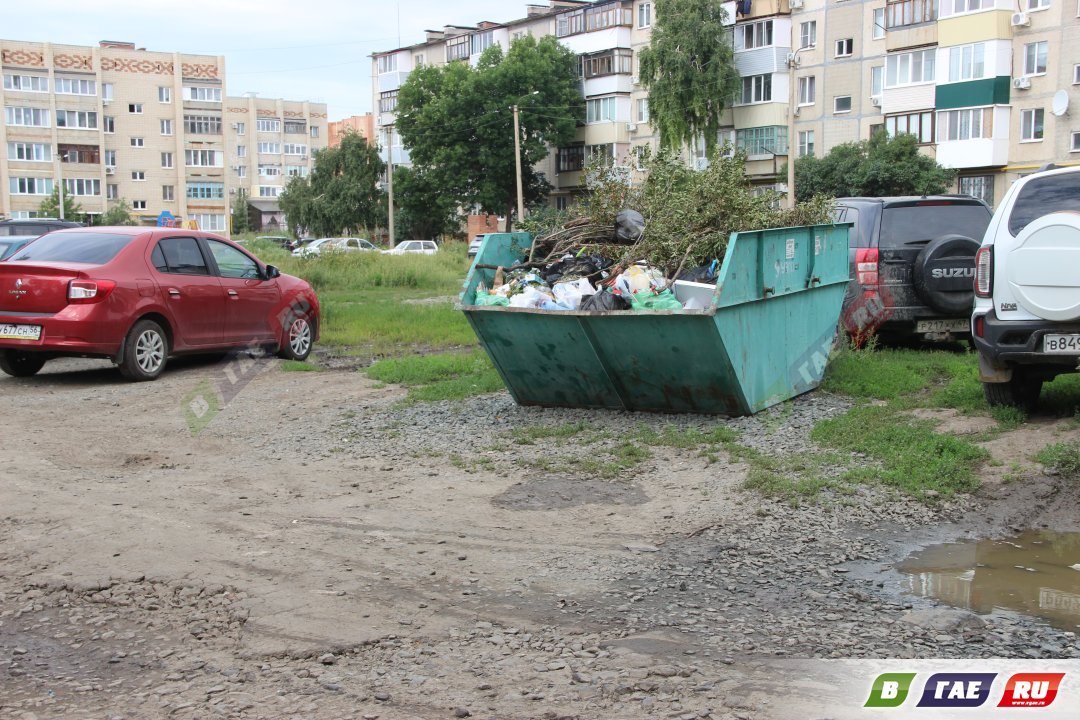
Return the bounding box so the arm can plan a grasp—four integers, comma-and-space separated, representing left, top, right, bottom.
511, 91, 539, 229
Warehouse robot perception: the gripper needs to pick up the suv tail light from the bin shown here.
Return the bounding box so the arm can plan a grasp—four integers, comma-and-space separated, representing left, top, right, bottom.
855, 248, 879, 286
68, 279, 117, 304
974, 246, 992, 298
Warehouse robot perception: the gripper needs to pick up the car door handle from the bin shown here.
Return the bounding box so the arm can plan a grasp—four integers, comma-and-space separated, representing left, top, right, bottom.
168, 288, 181, 297
227, 290, 239, 298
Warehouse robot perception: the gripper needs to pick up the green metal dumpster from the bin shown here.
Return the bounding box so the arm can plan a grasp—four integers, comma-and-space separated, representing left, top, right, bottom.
459, 223, 851, 416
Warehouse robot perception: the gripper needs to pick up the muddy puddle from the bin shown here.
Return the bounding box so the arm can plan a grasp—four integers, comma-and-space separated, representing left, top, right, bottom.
897, 530, 1080, 631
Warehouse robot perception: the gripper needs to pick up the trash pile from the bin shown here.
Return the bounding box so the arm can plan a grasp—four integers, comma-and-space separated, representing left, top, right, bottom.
471, 210, 721, 313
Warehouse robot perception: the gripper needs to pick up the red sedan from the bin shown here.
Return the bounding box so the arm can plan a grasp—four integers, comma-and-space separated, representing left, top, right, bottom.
0, 227, 320, 380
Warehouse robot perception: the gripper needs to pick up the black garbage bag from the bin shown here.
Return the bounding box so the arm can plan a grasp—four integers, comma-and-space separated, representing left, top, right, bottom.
543, 256, 605, 285
677, 259, 720, 284
580, 289, 631, 311
615, 209, 645, 244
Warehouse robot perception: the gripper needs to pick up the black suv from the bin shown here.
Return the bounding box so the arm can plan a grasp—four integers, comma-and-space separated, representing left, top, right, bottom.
0, 218, 82, 237
834, 196, 992, 343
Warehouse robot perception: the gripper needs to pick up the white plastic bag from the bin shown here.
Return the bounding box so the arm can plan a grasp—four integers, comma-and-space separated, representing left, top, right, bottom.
551, 277, 595, 310
508, 286, 556, 309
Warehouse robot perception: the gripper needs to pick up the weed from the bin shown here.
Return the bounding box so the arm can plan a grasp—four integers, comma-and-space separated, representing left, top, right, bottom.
365, 350, 504, 404
1035, 441, 1080, 479
510, 420, 592, 444
281, 360, 319, 372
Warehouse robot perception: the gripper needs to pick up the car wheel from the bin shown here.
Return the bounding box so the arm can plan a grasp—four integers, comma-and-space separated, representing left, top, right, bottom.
278, 314, 313, 361
983, 367, 1042, 410
119, 319, 169, 381
0, 350, 46, 378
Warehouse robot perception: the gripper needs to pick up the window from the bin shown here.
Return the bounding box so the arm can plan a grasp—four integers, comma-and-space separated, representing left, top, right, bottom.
160, 119, 173, 135
284, 144, 307, 156
379, 91, 398, 113
582, 49, 633, 79
446, 35, 469, 62
950, 0, 991, 12
1027, 0, 1050, 8
131, 171, 146, 181
55, 78, 96, 96
636, 98, 650, 123
258, 186, 283, 198
633, 145, 647, 171
131, 137, 144, 147
835, 38, 854, 57
7, 142, 51, 162
284, 121, 306, 135
414, 53, 426, 67
8, 177, 53, 195
128, 103, 143, 114
736, 20, 774, 51
798, 130, 815, 157
286, 165, 309, 177
800, 21, 817, 48
1023, 41, 1048, 76
191, 214, 226, 232
834, 96, 853, 113
237, 145, 247, 158
936, 108, 987, 141
184, 115, 222, 134
959, 175, 994, 205
638, 2, 652, 27
154, 237, 209, 275
58, 145, 99, 164
1075, 65, 1080, 84
102, 83, 113, 102
187, 182, 225, 200
56, 110, 97, 129
1073, 131, 1080, 151
161, 152, 173, 168
310, 126, 319, 139
236, 166, 247, 178
257, 118, 280, 133
948, 43, 985, 83
4, 74, 47, 92
236, 122, 246, 135
470, 30, 494, 55
888, 111, 935, 143
5, 107, 50, 127
798, 76, 816, 105
740, 74, 772, 104
583, 3, 633, 31
873, 8, 886, 39
208, 240, 260, 279
183, 86, 222, 102
133, 200, 147, 210
104, 116, 114, 133
885, 49, 936, 87
872, 66, 884, 96
104, 149, 117, 167
107, 184, 118, 200
158, 86, 171, 103
1020, 108, 1044, 141
185, 149, 223, 167
586, 97, 617, 123
735, 126, 788, 156
64, 178, 100, 196
377, 54, 398, 74
888, 0, 938, 27
162, 185, 175, 202
258, 142, 281, 154
258, 165, 281, 177
557, 144, 585, 172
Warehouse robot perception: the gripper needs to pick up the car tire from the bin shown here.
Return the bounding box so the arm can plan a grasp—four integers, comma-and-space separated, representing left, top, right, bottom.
119, 319, 169, 381
278, 313, 313, 361
0, 350, 46, 378
913, 233, 981, 315
983, 367, 1042, 410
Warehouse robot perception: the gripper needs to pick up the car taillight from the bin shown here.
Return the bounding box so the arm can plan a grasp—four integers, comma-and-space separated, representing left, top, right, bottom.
855, 248, 879, 286
974, 246, 992, 298
68, 279, 117, 304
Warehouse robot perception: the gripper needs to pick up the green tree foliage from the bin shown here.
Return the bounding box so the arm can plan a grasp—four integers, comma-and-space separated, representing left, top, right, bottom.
392, 165, 460, 240
396, 35, 582, 224
100, 199, 137, 226
37, 187, 83, 221
638, 0, 741, 154
794, 131, 956, 201
279, 131, 386, 237
231, 188, 252, 234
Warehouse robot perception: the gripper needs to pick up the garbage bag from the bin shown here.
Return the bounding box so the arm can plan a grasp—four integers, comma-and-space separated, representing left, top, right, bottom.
508, 286, 557, 309
543, 257, 603, 285
678, 259, 720, 284
629, 289, 683, 311
552, 277, 595, 310
580, 289, 631, 311
615, 209, 645, 244
473, 293, 509, 307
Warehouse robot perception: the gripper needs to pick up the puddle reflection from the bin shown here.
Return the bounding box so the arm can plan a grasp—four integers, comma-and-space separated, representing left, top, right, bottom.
896, 530, 1080, 631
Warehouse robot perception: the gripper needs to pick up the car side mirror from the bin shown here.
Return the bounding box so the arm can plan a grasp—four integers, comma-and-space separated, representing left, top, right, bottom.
264, 265, 281, 280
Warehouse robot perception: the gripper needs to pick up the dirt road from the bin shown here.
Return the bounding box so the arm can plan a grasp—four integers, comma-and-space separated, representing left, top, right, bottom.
2, 357, 1078, 719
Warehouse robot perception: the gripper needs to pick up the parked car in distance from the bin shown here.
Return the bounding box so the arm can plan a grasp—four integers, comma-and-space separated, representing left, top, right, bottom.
834, 196, 992, 343
973, 165, 1080, 408
0, 218, 82, 237
254, 235, 297, 252
292, 237, 377, 258
383, 240, 438, 256
0, 227, 320, 381
468, 234, 489, 258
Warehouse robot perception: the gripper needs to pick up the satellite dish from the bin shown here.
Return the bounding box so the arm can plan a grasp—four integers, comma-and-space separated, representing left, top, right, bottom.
1051, 89, 1069, 117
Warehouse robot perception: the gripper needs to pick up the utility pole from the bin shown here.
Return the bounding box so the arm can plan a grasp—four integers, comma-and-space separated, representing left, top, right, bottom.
387, 125, 395, 246
786, 49, 803, 210
56, 148, 65, 220
513, 104, 524, 229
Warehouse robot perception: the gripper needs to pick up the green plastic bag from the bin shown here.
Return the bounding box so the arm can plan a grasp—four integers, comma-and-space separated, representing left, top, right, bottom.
473, 293, 509, 307
629, 289, 683, 311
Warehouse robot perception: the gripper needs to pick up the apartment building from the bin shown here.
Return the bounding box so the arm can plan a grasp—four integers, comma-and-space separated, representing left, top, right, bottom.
1, 39, 326, 232
372, 0, 1080, 210
328, 114, 375, 147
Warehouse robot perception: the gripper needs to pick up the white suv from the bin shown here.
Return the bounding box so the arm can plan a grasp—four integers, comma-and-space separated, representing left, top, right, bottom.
972, 165, 1080, 408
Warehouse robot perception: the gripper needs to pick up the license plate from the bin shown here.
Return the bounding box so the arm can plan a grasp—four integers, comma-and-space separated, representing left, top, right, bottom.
0, 323, 41, 340
1044, 334, 1080, 354
916, 319, 969, 333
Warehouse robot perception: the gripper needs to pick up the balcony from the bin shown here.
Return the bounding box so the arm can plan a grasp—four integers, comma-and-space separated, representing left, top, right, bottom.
58, 144, 100, 164
937, 137, 1009, 168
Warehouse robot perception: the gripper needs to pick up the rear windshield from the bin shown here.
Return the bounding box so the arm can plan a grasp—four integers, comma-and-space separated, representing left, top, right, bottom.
11, 232, 133, 264
880, 204, 991, 246
1008, 172, 1080, 236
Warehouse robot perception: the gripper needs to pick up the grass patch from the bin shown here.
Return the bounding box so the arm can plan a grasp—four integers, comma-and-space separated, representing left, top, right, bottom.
281, 360, 320, 372
320, 299, 475, 354
1035, 441, 1080, 478
510, 420, 594, 445
365, 350, 504, 404
822, 347, 977, 404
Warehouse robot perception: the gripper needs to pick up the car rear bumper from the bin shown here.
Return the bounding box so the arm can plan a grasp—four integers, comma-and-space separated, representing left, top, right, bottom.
0, 308, 123, 358
972, 309, 1080, 368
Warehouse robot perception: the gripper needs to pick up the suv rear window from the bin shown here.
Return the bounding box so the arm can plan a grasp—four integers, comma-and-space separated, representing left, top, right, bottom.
880, 203, 990, 246
1008, 172, 1080, 237
10, 233, 133, 264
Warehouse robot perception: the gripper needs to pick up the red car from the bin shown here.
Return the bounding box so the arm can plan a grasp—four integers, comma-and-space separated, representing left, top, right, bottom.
0, 227, 320, 381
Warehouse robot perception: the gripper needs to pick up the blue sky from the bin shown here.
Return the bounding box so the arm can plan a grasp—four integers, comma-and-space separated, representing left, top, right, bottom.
6, 0, 520, 118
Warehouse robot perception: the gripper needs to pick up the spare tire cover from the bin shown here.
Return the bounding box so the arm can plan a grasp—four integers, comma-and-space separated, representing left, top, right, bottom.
912, 233, 981, 315
1007, 212, 1080, 321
